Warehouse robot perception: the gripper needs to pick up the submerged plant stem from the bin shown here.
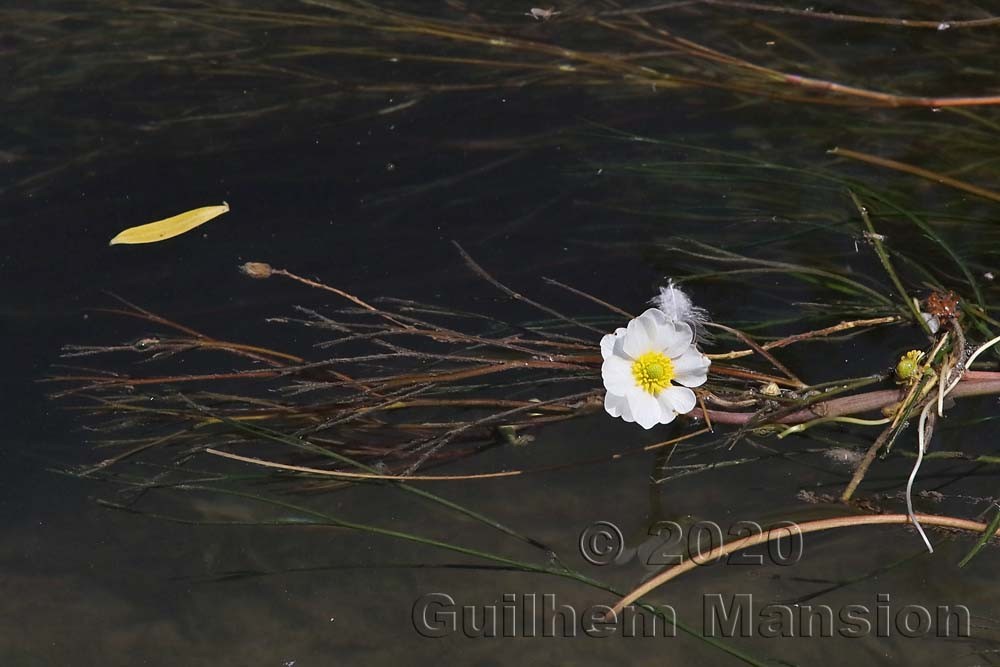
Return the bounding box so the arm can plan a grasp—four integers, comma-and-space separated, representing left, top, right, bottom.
605, 512, 1000, 620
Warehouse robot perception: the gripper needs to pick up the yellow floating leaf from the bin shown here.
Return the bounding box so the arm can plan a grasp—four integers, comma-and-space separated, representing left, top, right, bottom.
109, 202, 230, 245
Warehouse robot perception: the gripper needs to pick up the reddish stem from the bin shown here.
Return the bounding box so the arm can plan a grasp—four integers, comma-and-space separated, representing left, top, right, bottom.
700, 377, 1000, 425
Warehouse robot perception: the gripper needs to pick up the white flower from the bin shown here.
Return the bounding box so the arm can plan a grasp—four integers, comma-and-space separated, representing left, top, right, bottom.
652, 280, 711, 343
601, 308, 711, 430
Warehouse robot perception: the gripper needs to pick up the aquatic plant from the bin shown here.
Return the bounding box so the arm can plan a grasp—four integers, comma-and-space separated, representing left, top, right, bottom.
23, 2, 1000, 663
47, 213, 1000, 662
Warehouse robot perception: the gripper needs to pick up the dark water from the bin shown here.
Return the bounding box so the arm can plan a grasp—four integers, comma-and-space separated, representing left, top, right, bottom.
4, 3, 1000, 665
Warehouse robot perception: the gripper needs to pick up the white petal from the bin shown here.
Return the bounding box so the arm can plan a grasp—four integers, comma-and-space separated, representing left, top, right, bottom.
600, 328, 626, 361
626, 389, 663, 430
656, 398, 677, 424
604, 392, 634, 422
639, 307, 670, 327
672, 347, 711, 387
660, 321, 693, 358
639, 308, 675, 351
625, 308, 692, 358
601, 356, 633, 395
622, 314, 654, 358
659, 386, 696, 415
640, 308, 677, 348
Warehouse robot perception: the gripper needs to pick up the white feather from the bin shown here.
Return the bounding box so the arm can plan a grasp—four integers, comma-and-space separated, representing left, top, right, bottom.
652, 281, 712, 342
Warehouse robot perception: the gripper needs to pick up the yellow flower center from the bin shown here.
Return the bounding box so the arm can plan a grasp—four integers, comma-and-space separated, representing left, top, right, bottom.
631, 351, 675, 395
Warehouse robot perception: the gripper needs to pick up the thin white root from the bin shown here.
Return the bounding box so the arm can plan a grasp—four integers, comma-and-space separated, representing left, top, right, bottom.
946, 334, 1000, 395
906, 402, 934, 553
906, 333, 1000, 553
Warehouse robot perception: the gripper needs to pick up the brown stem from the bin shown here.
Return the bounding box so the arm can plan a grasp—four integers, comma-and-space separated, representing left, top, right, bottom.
831, 147, 1000, 205
699, 378, 1000, 425
706, 322, 805, 387
453, 241, 603, 335
604, 512, 1000, 621
694, 1, 1000, 29
839, 423, 895, 502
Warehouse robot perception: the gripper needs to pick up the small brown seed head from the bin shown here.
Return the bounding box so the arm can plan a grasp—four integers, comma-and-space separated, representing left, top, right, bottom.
240, 262, 273, 279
